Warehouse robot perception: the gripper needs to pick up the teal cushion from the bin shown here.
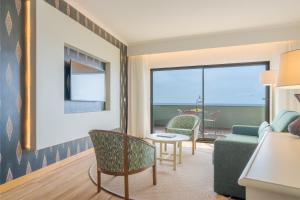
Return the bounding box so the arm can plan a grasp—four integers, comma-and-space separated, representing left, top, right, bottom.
271, 110, 287, 126
222, 133, 258, 144
258, 121, 271, 142
271, 111, 300, 132
232, 125, 259, 137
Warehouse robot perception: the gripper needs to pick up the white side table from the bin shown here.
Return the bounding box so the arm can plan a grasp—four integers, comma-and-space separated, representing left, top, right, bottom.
146, 133, 190, 170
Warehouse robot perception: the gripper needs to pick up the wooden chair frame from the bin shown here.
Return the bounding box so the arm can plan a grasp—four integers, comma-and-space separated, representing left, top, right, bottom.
91, 131, 156, 200
165, 114, 200, 155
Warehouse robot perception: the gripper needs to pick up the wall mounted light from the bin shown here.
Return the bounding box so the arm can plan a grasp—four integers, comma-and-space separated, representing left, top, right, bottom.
260, 70, 277, 120
260, 71, 277, 86
24, 0, 33, 150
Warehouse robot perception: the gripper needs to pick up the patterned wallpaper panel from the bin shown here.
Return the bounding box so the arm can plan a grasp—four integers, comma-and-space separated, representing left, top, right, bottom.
0, 0, 128, 184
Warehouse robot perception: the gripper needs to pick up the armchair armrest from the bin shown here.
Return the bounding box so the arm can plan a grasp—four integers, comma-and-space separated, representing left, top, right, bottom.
128, 137, 155, 171
232, 125, 259, 137
213, 138, 258, 198
166, 127, 192, 137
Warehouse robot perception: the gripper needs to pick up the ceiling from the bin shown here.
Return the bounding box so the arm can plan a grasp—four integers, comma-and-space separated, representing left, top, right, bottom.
66, 0, 300, 45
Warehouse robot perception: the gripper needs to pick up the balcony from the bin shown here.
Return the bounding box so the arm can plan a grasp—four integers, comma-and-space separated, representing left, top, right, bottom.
152, 103, 265, 140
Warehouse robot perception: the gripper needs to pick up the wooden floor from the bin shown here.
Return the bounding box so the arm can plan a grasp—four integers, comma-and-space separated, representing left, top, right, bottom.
1, 141, 217, 200
1, 152, 122, 200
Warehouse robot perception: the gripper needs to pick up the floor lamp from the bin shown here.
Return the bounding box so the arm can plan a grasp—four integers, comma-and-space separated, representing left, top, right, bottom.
260, 71, 277, 121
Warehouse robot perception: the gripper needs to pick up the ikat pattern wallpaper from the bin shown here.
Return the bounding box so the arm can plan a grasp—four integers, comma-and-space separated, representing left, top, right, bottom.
0, 0, 128, 184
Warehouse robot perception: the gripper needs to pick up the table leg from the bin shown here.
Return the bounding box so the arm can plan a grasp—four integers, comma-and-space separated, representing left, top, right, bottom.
179, 141, 182, 164
173, 142, 176, 170
160, 142, 162, 163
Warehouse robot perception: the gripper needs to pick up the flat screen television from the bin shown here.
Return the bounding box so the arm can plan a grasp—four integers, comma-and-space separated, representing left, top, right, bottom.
65, 60, 106, 102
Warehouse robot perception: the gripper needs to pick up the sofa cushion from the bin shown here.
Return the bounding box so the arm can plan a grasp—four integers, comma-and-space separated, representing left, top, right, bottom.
271, 111, 300, 132
221, 133, 258, 144
258, 121, 271, 142
288, 117, 300, 136
213, 135, 258, 199
232, 125, 259, 137
271, 110, 287, 126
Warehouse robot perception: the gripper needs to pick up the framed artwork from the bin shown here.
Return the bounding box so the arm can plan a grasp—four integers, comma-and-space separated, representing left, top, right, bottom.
294, 94, 300, 102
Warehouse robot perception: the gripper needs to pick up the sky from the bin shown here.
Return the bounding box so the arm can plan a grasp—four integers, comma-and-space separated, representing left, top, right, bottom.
153, 65, 266, 106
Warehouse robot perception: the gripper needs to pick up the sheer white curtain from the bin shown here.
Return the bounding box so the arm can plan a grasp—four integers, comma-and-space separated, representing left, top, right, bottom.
127, 55, 151, 138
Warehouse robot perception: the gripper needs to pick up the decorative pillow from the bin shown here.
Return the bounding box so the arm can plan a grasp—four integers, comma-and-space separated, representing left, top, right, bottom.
271, 111, 300, 132
288, 118, 300, 136
258, 121, 271, 142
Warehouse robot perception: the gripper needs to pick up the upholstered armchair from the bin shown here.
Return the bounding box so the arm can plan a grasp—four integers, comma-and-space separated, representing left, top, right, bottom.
89, 130, 156, 200
165, 114, 200, 155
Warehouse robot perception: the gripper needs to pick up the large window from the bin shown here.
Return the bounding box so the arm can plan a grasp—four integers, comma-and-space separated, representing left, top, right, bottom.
151, 62, 269, 140
204, 66, 266, 106
153, 68, 203, 105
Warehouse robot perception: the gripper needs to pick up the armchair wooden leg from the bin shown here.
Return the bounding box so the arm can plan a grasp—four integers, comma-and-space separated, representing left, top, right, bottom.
192, 140, 195, 155
164, 143, 167, 152
124, 174, 129, 200
97, 169, 101, 193
192, 131, 195, 155
152, 165, 157, 185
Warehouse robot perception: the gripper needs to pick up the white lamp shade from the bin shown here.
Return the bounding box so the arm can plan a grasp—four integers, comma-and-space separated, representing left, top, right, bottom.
260, 71, 277, 86
277, 50, 300, 89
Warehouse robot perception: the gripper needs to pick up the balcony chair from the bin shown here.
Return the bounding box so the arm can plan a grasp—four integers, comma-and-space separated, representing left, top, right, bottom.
89, 130, 156, 200
213, 110, 300, 199
177, 109, 183, 114
165, 114, 200, 155
204, 110, 221, 135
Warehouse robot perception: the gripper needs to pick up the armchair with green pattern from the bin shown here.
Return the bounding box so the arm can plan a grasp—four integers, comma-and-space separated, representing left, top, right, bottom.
165, 114, 200, 155
89, 130, 156, 200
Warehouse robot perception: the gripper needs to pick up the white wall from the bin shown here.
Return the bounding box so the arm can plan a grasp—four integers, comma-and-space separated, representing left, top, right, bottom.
147, 41, 300, 116
35, 1, 120, 149
128, 25, 300, 56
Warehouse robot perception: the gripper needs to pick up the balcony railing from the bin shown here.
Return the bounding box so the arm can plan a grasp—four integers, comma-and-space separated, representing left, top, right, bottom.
152, 103, 265, 136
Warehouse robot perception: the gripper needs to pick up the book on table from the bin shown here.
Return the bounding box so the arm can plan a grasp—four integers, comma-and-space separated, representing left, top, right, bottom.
157, 134, 176, 138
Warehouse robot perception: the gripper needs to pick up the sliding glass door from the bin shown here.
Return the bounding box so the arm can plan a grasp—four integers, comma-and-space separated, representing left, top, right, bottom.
151, 68, 203, 132
151, 62, 269, 141
202, 64, 268, 140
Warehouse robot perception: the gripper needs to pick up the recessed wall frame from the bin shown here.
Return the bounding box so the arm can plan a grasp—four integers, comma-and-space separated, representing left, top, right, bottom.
22, 0, 127, 150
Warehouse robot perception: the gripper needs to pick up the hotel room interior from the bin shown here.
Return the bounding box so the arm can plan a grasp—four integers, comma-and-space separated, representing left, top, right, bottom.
1, 0, 300, 200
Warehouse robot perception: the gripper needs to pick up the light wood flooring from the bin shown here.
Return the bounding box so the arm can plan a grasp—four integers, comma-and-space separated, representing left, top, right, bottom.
1, 152, 121, 200
1, 141, 219, 200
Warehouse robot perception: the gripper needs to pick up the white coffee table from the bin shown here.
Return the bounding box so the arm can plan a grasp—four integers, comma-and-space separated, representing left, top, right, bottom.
146, 133, 190, 170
